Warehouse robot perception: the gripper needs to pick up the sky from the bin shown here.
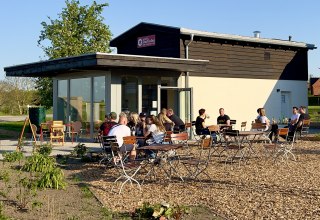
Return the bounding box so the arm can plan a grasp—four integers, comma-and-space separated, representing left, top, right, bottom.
0, 0, 319, 79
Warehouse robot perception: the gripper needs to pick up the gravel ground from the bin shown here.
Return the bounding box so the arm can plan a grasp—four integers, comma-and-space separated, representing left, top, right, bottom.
72, 139, 320, 219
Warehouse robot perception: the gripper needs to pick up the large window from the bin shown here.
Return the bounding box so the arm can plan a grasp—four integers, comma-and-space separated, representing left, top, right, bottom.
94, 76, 106, 129
122, 76, 138, 112
70, 78, 91, 135
57, 80, 67, 122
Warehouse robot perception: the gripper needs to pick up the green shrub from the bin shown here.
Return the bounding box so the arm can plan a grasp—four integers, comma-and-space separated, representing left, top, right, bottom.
22, 154, 55, 173
134, 202, 190, 220
2, 151, 23, 163
72, 143, 88, 158
37, 144, 52, 156
37, 167, 66, 189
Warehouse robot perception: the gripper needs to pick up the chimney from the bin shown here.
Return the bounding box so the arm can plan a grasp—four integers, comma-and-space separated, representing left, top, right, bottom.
289, 35, 292, 41
253, 31, 261, 38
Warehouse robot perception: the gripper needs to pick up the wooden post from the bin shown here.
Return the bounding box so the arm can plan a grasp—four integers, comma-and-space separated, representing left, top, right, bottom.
17, 117, 36, 151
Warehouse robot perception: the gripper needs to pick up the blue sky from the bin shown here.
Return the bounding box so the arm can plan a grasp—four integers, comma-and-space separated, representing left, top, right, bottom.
1, 0, 319, 79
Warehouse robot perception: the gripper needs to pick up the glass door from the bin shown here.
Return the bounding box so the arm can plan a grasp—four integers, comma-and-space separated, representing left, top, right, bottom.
157, 86, 193, 124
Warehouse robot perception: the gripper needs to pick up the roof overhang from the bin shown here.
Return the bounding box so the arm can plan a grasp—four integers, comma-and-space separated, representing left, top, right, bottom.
180, 28, 316, 50
4, 52, 208, 77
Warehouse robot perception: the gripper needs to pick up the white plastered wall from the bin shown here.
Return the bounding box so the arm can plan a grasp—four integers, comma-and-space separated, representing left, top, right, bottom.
188, 76, 307, 130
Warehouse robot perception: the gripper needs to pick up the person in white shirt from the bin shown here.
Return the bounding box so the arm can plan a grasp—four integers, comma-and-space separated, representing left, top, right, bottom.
108, 112, 136, 160
257, 108, 270, 131
290, 106, 300, 125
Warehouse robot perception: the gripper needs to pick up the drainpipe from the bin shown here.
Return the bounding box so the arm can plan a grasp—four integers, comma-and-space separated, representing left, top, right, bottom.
185, 33, 194, 88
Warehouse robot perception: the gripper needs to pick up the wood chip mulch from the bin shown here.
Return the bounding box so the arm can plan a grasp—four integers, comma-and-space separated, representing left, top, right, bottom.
70, 140, 320, 219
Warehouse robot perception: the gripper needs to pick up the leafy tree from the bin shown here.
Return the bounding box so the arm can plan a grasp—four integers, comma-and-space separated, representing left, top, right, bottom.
0, 77, 37, 115
37, 0, 112, 108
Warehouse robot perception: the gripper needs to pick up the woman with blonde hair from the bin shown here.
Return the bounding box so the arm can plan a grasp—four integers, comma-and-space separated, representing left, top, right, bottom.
257, 108, 270, 131
158, 108, 174, 131
144, 115, 166, 145
127, 112, 141, 136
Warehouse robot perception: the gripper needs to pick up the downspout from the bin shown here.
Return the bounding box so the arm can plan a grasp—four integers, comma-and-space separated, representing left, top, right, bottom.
185, 33, 194, 88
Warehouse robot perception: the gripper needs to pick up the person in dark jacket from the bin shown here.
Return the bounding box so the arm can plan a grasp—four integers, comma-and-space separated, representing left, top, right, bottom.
167, 108, 185, 133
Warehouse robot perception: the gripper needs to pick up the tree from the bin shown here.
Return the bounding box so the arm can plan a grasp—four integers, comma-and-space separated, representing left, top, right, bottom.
0, 77, 37, 115
37, 0, 112, 109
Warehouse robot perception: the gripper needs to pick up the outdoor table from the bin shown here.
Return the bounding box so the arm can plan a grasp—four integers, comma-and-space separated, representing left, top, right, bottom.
138, 144, 184, 183
238, 131, 264, 156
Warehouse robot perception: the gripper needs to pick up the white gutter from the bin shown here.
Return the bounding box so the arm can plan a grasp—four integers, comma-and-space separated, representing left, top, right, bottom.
185, 34, 194, 88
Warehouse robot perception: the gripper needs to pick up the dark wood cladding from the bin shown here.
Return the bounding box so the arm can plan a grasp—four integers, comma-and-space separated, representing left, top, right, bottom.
180, 40, 308, 80
111, 23, 181, 58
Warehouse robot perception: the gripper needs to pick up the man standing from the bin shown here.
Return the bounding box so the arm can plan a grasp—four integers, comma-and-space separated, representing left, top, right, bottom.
99, 112, 118, 136
167, 108, 185, 132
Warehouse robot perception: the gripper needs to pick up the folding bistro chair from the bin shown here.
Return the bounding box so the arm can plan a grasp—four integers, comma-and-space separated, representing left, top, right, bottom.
191, 121, 206, 146
99, 135, 117, 167
296, 119, 311, 140
110, 142, 142, 194
264, 128, 296, 162
250, 122, 271, 143
219, 129, 246, 166
240, 121, 247, 131
181, 137, 213, 182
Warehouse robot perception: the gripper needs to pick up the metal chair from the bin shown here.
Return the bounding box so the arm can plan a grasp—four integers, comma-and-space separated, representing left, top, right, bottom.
66, 121, 82, 142
240, 121, 247, 131
264, 128, 296, 162
297, 119, 311, 140
219, 129, 246, 166
110, 142, 142, 194
30, 124, 41, 142
99, 135, 117, 167
181, 136, 213, 182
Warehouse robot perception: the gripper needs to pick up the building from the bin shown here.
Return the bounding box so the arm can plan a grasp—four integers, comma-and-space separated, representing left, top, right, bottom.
4, 22, 316, 138
310, 77, 320, 96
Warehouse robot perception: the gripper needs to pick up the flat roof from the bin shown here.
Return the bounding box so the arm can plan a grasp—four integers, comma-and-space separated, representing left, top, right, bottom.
180, 28, 316, 50
4, 52, 208, 77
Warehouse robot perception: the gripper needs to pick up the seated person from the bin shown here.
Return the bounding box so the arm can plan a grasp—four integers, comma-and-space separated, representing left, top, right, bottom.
288, 106, 300, 132
217, 108, 231, 130
167, 108, 185, 133
108, 113, 136, 160
140, 115, 166, 158
290, 106, 310, 134
158, 108, 174, 131
195, 108, 210, 135
99, 112, 118, 136
256, 108, 270, 131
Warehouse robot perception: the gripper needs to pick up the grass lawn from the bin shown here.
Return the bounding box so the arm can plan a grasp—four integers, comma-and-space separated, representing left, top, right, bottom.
308, 106, 320, 122
0, 121, 25, 132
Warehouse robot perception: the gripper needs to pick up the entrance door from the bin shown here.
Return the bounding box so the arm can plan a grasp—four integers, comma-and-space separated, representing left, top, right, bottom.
157, 86, 193, 124
281, 91, 292, 118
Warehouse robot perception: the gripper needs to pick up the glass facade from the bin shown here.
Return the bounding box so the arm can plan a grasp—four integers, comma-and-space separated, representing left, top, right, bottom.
57, 80, 68, 122
94, 76, 106, 132
70, 78, 91, 137
55, 73, 181, 139
121, 76, 138, 112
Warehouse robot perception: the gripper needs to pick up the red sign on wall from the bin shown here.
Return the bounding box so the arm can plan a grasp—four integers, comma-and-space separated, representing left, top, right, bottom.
137, 35, 156, 48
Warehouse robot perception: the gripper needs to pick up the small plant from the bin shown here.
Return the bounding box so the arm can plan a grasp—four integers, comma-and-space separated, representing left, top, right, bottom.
37, 144, 52, 156
16, 177, 38, 210
22, 153, 56, 173
2, 151, 23, 164
72, 143, 88, 158
80, 184, 93, 198
56, 154, 69, 165
37, 167, 66, 189
101, 207, 114, 219
134, 202, 190, 220
31, 200, 43, 210
0, 201, 11, 220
